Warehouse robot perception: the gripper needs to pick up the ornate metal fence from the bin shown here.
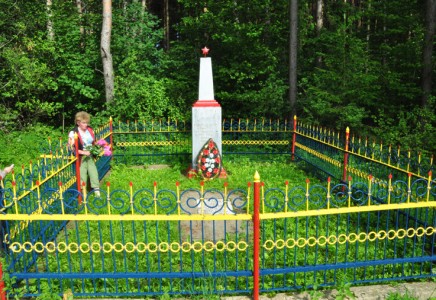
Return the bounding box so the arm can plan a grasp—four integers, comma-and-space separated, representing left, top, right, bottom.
1, 173, 435, 298
112, 118, 293, 165
292, 117, 434, 184
0, 117, 435, 299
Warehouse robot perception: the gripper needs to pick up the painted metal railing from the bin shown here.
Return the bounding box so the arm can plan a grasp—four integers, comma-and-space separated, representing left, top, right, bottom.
111, 118, 293, 165
292, 116, 434, 184
1, 117, 436, 299
0, 172, 435, 298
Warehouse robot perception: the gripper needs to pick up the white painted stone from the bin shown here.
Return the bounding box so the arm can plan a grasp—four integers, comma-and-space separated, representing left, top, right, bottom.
192, 107, 222, 169
198, 57, 214, 100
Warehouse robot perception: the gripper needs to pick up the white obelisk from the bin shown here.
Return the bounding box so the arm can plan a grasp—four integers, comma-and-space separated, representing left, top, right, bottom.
191, 47, 223, 175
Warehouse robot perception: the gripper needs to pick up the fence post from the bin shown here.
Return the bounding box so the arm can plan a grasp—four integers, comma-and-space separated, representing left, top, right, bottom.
342, 127, 350, 183
253, 171, 260, 300
74, 133, 82, 204
0, 260, 5, 300
291, 115, 297, 160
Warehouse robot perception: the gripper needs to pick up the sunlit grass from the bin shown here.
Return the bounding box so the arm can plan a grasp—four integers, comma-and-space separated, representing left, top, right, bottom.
102, 155, 315, 192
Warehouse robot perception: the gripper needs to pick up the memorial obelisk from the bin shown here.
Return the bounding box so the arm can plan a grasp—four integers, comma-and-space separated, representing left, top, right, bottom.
189, 47, 226, 178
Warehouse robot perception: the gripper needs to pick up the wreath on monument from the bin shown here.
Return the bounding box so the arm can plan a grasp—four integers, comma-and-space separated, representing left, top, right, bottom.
196, 138, 222, 180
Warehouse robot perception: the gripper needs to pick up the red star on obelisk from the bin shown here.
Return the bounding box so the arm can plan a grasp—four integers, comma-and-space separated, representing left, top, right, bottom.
201, 46, 210, 57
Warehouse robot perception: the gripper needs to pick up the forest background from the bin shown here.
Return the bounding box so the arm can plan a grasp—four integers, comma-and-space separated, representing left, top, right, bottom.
0, 0, 435, 167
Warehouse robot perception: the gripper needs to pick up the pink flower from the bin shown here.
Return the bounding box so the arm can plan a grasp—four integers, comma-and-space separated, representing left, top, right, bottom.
96, 139, 108, 146
103, 146, 112, 156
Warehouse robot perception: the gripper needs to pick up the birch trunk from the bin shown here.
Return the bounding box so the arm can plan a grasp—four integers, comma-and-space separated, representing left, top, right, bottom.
76, 0, 84, 47
316, 0, 323, 33
315, 0, 323, 65
101, 0, 114, 104
46, 0, 54, 40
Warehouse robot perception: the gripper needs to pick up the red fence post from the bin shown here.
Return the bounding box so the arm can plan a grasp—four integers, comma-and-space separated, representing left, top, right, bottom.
74, 133, 82, 204
0, 260, 5, 300
342, 127, 350, 183
253, 171, 260, 300
291, 115, 297, 160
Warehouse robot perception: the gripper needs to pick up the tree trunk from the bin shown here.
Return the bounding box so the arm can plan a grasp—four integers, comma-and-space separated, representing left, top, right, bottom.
316, 0, 323, 33
101, 0, 114, 104
421, 0, 436, 108
46, 0, 54, 40
289, 0, 298, 116
164, 0, 170, 50
76, 0, 84, 47
315, 0, 323, 66
366, 0, 371, 52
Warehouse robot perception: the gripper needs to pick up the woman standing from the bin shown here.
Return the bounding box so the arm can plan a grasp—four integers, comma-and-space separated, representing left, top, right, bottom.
68, 111, 100, 197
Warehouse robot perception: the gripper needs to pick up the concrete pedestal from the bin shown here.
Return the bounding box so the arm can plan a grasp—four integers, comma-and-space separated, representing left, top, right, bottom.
192, 106, 222, 170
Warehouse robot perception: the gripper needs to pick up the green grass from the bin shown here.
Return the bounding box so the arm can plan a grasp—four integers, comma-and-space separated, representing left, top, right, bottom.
103, 155, 314, 191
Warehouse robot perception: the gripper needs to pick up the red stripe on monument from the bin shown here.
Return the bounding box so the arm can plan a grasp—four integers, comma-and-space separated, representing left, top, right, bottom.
192, 100, 221, 107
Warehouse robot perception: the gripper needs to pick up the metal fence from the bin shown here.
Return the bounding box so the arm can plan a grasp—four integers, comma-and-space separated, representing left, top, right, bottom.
293, 118, 434, 184
112, 118, 293, 165
0, 117, 435, 299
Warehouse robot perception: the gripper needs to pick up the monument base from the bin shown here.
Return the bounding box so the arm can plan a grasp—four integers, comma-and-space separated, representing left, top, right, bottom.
192, 106, 222, 170
186, 167, 227, 179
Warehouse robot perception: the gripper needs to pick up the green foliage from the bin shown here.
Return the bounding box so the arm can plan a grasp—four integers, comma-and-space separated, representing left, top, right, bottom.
371, 99, 436, 153
0, 257, 25, 300
111, 74, 179, 120
169, 0, 290, 118
0, 39, 60, 128
335, 282, 356, 300
299, 27, 383, 130
0, 124, 62, 167
385, 291, 419, 300
0, 0, 434, 154
109, 4, 183, 120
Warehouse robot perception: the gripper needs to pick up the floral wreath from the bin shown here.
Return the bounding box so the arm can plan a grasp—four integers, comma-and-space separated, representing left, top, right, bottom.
196, 138, 222, 180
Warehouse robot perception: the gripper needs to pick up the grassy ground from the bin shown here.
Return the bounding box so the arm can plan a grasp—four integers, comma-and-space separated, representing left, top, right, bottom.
102, 155, 316, 191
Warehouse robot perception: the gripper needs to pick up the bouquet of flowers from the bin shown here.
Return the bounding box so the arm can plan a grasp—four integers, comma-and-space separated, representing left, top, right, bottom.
84, 139, 112, 158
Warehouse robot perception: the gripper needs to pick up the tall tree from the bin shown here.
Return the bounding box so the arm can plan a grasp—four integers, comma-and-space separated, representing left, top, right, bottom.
75, 0, 85, 46
421, 0, 436, 108
315, 0, 324, 65
46, 0, 54, 40
289, 0, 298, 115
164, 0, 170, 50
316, 0, 323, 33
101, 0, 114, 103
